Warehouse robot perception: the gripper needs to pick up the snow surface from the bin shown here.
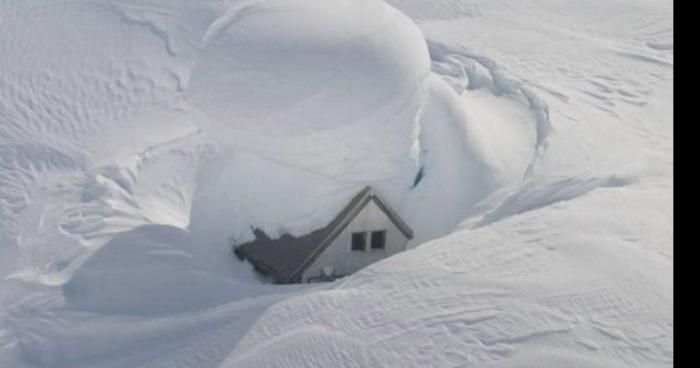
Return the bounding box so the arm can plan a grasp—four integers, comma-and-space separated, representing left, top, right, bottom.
0, 0, 672, 367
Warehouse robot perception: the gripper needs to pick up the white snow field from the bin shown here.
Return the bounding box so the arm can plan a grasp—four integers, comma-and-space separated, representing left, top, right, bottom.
0, 0, 672, 367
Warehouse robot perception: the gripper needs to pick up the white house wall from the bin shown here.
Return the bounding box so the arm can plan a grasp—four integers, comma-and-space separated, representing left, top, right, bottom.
301, 199, 409, 282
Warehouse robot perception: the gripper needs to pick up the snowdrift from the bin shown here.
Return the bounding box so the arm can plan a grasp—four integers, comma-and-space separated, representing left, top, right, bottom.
0, 0, 672, 367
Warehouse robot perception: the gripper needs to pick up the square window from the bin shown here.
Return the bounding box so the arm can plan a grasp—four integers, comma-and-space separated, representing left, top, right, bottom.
371, 230, 386, 250
351, 232, 366, 251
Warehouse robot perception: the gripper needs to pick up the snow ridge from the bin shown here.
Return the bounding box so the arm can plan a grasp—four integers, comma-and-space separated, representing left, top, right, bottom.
0, 0, 672, 367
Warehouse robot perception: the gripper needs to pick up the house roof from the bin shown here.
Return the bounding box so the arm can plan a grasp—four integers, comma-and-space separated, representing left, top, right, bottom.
234, 186, 414, 283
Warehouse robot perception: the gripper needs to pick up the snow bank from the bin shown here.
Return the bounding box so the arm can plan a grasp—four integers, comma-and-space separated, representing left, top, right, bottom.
189, 0, 430, 156
224, 181, 672, 368
0, 0, 672, 367
188, 0, 430, 200
61, 225, 240, 314
181, 0, 443, 265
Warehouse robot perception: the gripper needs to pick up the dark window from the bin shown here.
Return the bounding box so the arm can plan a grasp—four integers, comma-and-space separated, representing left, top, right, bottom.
371, 230, 386, 250
351, 232, 366, 251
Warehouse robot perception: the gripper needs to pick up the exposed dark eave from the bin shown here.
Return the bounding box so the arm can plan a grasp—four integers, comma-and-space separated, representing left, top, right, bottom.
237, 186, 414, 284
287, 186, 414, 282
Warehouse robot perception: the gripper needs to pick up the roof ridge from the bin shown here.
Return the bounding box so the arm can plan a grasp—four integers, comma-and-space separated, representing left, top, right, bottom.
367, 194, 414, 239
237, 185, 414, 283
287, 185, 413, 282
286, 187, 373, 281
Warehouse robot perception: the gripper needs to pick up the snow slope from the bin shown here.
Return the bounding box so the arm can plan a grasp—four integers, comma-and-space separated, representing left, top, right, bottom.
0, 0, 672, 367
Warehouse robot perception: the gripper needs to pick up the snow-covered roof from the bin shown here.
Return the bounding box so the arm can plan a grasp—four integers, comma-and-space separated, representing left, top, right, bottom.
235, 186, 413, 283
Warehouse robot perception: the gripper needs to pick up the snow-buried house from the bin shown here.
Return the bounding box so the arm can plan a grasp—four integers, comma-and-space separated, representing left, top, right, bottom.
234, 186, 414, 283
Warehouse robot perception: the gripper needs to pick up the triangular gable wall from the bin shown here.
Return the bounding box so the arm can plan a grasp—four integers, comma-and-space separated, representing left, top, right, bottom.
288, 188, 412, 282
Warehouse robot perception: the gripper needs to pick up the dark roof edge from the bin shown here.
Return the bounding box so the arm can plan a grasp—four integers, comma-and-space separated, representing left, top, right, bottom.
285, 187, 372, 282
369, 192, 414, 240
286, 186, 413, 282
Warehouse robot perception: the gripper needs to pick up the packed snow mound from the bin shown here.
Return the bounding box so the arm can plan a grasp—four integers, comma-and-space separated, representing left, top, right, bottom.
226, 182, 672, 368
0, 0, 672, 367
62, 225, 242, 314
186, 0, 439, 260
188, 0, 429, 190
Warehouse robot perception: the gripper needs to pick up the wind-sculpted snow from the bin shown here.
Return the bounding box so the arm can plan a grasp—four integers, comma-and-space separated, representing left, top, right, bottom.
185, 0, 434, 250
225, 184, 672, 368
190, 0, 431, 153
220, 0, 673, 366
61, 225, 245, 315
0, 0, 672, 367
